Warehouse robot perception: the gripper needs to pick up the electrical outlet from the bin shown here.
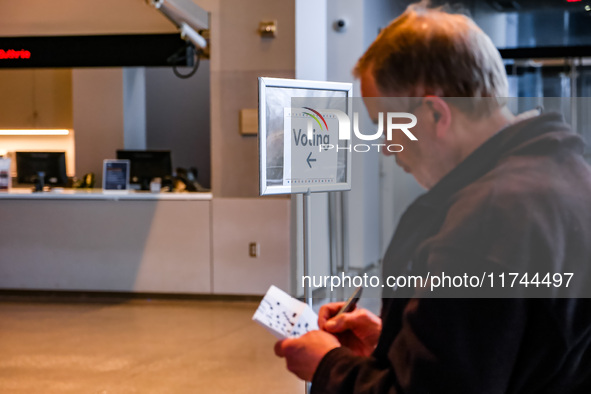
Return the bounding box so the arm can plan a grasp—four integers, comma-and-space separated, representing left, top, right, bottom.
249, 242, 260, 258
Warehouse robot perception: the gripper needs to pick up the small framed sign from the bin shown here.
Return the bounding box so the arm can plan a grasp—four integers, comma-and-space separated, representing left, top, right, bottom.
0, 158, 11, 191
102, 159, 130, 192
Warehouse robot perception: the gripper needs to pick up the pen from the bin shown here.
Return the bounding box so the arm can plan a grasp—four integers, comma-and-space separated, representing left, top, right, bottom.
335, 286, 363, 316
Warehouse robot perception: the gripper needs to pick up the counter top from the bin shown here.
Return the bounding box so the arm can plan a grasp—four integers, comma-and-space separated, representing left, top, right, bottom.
0, 188, 213, 201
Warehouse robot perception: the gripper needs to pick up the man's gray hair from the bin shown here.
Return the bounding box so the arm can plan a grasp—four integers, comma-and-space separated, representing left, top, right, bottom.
355, 1, 509, 109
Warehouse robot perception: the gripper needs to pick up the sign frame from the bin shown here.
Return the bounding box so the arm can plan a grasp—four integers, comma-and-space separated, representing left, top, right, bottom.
258, 77, 353, 196
102, 159, 130, 192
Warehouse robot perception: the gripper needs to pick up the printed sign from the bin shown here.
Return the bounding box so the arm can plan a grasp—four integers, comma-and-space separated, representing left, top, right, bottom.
102, 160, 130, 192
258, 77, 352, 195
283, 108, 340, 187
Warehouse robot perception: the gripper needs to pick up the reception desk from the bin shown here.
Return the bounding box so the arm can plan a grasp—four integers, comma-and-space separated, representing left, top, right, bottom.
0, 191, 291, 295
0, 188, 213, 201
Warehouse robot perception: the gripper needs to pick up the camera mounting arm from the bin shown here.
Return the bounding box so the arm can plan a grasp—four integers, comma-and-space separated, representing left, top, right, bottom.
149, 0, 210, 50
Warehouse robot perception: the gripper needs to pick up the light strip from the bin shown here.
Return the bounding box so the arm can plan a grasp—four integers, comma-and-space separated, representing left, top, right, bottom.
0, 129, 70, 136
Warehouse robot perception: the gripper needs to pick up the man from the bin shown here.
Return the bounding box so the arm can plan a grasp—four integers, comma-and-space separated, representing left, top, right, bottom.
275, 4, 591, 393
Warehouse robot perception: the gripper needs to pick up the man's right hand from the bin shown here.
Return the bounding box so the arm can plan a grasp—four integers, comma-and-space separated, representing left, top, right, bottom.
318, 302, 382, 357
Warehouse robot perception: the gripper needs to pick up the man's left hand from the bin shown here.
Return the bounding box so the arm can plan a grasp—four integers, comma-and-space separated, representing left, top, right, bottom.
274, 330, 341, 381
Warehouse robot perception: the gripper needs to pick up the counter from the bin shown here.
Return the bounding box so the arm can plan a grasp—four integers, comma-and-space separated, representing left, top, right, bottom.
0, 188, 213, 201
0, 195, 291, 296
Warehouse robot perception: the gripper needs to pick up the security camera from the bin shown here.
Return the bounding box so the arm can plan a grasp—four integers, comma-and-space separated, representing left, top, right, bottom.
149, 0, 210, 49
334, 19, 348, 32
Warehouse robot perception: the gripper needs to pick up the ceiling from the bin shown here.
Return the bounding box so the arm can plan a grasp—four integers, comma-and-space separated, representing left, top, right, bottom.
0, 0, 178, 37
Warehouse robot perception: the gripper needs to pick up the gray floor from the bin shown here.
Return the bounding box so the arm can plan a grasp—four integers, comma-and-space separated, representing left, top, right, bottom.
0, 297, 304, 393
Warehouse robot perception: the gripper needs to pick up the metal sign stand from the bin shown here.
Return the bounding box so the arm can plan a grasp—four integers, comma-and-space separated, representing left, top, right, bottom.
302, 189, 313, 393
257, 78, 353, 394
303, 190, 313, 307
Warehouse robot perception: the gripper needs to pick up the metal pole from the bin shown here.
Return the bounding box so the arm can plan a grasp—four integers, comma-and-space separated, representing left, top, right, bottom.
302, 190, 313, 394
303, 190, 313, 307
328, 192, 339, 302
341, 191, 350, 273
569, 57, 578, 133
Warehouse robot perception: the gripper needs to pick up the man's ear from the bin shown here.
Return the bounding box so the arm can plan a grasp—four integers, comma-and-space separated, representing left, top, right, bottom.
424, 96, 451, 139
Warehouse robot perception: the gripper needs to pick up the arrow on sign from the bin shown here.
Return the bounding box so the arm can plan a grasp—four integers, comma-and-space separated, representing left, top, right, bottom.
306, 152, 317, 168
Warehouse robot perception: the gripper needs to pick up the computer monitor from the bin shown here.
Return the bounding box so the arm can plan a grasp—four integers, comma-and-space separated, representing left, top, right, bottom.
16, 151, 68, 186
116, 150, 172, 190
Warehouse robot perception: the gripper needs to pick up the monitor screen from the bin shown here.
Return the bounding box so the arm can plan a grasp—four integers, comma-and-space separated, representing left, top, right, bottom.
16, 151, 68, 186
116, 150, 172, 190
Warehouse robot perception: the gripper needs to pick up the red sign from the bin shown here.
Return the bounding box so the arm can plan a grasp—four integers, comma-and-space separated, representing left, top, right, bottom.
0, 49, 31, 59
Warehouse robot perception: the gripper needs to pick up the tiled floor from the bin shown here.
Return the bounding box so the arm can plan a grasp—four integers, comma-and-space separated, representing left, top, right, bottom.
0, 297, 305, 394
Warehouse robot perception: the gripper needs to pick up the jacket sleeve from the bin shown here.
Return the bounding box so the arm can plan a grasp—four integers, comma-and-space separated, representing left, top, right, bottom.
311, 296, 528, 394
311, 185, 535, 394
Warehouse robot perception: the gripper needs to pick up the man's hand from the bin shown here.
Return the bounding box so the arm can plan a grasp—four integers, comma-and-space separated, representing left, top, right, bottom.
318, 302, 382, 357
274, 330, 341, 381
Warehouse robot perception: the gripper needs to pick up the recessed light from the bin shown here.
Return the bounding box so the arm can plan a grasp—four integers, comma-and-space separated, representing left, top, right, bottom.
0, 129, 70, 136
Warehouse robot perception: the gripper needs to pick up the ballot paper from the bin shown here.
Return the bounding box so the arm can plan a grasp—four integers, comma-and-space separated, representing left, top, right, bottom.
252, 285, 319, 339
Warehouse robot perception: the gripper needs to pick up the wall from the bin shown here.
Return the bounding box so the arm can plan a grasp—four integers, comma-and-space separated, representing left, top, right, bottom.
0, 68, 75, 177
0, 69, 72, 129
72, 68, 124, 185
123, 67, 147, 150
290, 0, 335, 295
209, 0, 295, 197
290, 0, 399, 290
361, 1, 425, 255
324, 0, 412, 269
327, 0, 380, 270
145, 63, 211, 189
212, 198, 291, 294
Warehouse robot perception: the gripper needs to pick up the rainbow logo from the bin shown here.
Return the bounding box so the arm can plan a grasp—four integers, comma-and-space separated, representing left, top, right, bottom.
302, 107, 329, 132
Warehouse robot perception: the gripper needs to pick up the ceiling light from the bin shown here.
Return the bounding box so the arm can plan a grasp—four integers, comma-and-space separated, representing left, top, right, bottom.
0, 129, 70, 136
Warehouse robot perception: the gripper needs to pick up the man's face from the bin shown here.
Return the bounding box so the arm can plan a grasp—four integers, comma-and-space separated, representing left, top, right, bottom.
359, 69, 436, 188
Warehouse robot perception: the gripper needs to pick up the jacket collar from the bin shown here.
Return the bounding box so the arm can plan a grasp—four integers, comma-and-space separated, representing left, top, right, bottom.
415, 112, 579, 210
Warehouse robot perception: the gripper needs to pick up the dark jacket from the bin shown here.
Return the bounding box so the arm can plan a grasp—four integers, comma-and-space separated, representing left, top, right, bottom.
312, 113, 591, 393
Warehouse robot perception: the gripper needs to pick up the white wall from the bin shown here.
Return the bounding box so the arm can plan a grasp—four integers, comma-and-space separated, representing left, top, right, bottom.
295, 0, 327, 81
292, 0, 331, 295
359, 1, 425, 255
325, 0, 410, 269
291, 0, 405, 294
290, 0, 414, 299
